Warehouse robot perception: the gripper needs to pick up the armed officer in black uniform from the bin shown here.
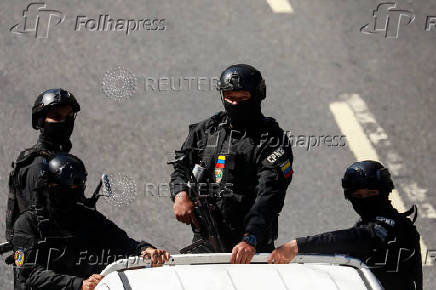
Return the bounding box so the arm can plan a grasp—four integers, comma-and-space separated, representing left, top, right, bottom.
12, 153, 170, 290
269, 161, 423, 290
6, 88, 84, 245
170, 64, 293, 264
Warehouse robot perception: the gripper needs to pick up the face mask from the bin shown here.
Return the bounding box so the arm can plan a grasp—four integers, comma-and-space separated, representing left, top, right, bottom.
48, 185, 81, 214
223, 98, 261, 128
349, 195, 391, 219
41, 116, 75, 144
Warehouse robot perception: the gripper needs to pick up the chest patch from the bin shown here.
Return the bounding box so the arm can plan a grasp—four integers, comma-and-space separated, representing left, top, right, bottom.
215, 155, 226, 183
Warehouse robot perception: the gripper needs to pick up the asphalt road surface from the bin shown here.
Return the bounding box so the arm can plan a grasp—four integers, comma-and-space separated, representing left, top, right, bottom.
0, 0, 435, 288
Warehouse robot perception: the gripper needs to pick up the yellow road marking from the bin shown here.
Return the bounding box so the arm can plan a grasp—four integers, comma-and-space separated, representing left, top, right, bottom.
266, 0, 294, 13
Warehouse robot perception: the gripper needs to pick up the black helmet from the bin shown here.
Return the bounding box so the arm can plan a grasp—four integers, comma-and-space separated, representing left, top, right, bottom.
342, 160, 394, 198
32, 88, 80, 129
47, 153, 87, 188
217, 64, 266, 100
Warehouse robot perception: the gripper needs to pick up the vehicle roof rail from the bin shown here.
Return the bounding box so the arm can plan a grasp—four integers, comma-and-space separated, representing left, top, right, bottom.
100, 253, 367, 276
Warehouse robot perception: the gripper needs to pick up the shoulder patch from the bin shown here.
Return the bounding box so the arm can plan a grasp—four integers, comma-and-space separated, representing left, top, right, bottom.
279, 160, 293, 179
266, 147, 285, 164
14, 250, 25, 267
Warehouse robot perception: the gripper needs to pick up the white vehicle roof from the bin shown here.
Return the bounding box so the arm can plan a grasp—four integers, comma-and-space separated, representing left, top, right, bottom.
96, 254, 383, 290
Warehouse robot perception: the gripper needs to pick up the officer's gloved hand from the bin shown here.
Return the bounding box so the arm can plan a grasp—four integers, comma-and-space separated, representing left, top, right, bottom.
81, 274, 103, 290
173, 191, 199, 228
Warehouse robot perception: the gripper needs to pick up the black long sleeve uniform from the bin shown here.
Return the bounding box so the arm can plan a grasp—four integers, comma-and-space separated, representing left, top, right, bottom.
12, 206, 153, 290
6, 135, 80, 242
296, 211, 423, 290
170, 112, 293, 251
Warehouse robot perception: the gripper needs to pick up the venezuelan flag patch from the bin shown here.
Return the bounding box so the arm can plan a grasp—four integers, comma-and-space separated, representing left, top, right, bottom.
280, 160, 293, 179
215, 155, 226, 183
215, 155, 226, 168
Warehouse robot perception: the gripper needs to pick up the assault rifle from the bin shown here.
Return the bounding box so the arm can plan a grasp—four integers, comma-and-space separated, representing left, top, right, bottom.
169, 155, 226, 253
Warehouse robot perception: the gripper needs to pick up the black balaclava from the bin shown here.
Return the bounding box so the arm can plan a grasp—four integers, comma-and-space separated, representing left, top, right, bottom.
349, 194, 395, 220
223, 97, 262, 129
46, 185, 81, 226
40, 115, 75, 152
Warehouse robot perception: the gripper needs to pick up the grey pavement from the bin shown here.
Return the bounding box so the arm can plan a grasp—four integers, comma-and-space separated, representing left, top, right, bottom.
0, 0, 434, 288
